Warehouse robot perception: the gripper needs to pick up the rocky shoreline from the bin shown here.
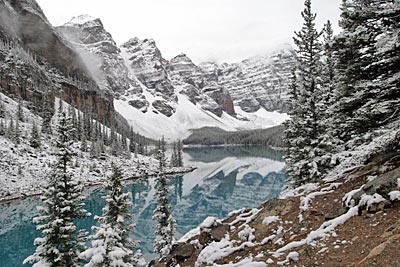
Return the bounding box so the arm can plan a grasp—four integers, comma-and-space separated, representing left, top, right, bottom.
0, 166, 196, 203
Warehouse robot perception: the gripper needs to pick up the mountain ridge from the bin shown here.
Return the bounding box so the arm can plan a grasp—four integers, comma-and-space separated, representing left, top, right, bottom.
56, 15, 295, 139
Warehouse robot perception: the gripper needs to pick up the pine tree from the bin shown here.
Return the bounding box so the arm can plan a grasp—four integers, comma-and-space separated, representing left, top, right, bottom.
129, 127, 135, 152
17, 99, 24, 122
0, 119, 5, 135
332, 0, 400, 142
15, 118, 20, 144
284, 0, 326, 185
58, 98, 63, 115
176, 140, 183, 167
6, 117, 14, 140
81, 135, 88, 152
170, 142, 177, 167
41, 98, 53, 135
30, 121, 41, 149
0, 100, 5, 118
322, 20, 336, 109
24, 112, 89, 267
90, 141, 98, 158
80, 166, 142, 267
153, 149, 175, 257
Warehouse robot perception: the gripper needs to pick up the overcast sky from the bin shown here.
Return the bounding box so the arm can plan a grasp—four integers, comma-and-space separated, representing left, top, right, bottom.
36, 0, 342, 63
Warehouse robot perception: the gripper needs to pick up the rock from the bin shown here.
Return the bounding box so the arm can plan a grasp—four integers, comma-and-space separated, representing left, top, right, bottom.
152, 100, 175, 117
128, 99, 149, 110
210, 223, 230, 242
367, 199, 391, 213
198, 220, 230, 245
355, 167, 400, 200
198, 230, 211, 246
324, 205, 347, 220
147, 260, 166, 267
170, 243, 196, 260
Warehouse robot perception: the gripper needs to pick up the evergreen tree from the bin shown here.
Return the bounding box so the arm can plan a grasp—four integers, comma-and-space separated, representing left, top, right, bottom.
58, 99, 63, 115
80, 166, 142, 267
129, 127, 135, 152
0, 100, 5, 118
6, 117, 14, 140
332, 0, 400, 142
90, 141, 98, 158
0, 119, 5, 135
81, 135, 88, 152
24, 112, 89, 267
17, 99, 24, 122
153, 149, 175, 257
15, 118, 20, 145
160, 136, 166, 153
176, 140, 183, 167
322, 20, 336, 109
30, 121, 41, 149
170, 142, 177, 167
41, 98, 53, 135
134, 144, 138, 159
284, 0, 326, 184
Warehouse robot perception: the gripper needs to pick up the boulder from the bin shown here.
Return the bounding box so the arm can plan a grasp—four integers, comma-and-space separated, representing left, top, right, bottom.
170, 243, 196, 260
353, 167, 400, 203
210, 222, 230, 242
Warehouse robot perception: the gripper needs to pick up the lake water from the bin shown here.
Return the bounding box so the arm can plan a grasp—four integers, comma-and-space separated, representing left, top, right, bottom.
0, 146, 287, 266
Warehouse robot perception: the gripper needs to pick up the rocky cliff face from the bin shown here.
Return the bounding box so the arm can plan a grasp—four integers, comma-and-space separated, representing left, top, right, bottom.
201, 45, 296, 113
57, 15, 133, 94
0, 2, 116, 125
168, 53, 235, 116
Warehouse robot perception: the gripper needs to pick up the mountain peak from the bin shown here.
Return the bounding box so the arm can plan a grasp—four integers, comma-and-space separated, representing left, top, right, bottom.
170, 53, 193, 64
64, 14, 102, 27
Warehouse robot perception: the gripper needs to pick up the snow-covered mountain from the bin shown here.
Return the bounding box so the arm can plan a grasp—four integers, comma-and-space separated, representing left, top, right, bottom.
57, 15, 294, 139
201, 44, 296, 113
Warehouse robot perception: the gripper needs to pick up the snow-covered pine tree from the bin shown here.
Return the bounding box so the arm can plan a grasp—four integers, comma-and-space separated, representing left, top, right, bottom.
0, 119, 5, 135
58, 98, 63, 115
284, 67, 303, 184
15, 118, 20, 144
41, 97, 52, 135
90, 140, 98, 158
176, 140, 183, 167
322, 20, 336, 110
24, 111, 89, 267
170, 142, 177, 167
81, 135, 88, 152
331, 0, 400, 143
81, 166, 142, 267
153, 149, 176, 257
134, 144, 138, 158
30, 121, 41, 149
285, 0, 325, 185
0, 100, 5, 118
129, 127, 136, 152
6, 117, 14, 140
17, 98, 24, 122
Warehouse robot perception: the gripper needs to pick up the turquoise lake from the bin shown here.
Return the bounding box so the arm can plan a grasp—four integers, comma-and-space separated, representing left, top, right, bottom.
0, 146, 287, 266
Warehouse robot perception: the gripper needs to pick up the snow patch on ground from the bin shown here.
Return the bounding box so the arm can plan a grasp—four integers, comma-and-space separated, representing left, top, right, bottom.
359, 193, 386, 210
262, 215, 280, 225
389, 190, 400, 201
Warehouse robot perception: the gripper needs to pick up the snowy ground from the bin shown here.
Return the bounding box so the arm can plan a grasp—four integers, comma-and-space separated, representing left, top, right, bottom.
0, 93, 193, 202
